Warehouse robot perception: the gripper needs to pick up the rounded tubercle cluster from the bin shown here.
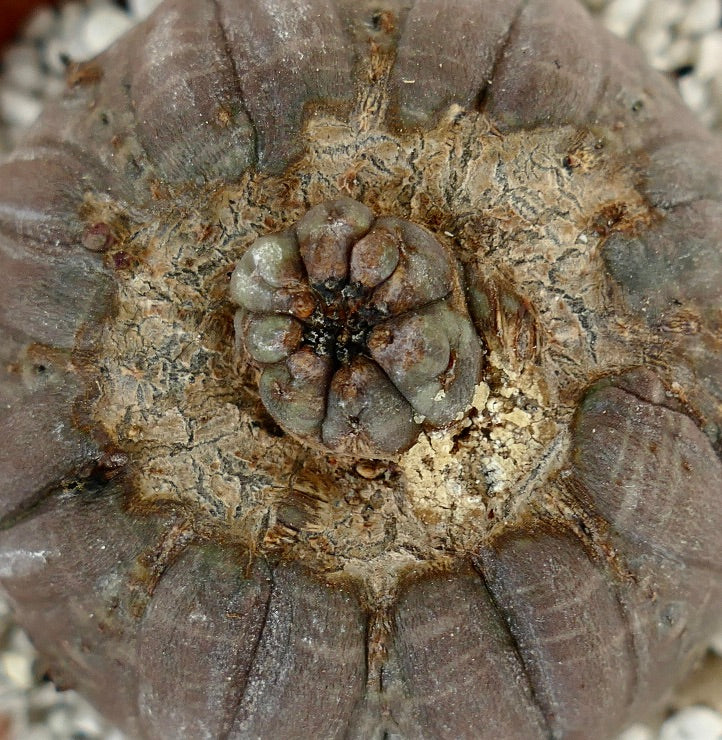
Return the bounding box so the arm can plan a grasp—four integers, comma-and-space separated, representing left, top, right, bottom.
229, 197, 482, 459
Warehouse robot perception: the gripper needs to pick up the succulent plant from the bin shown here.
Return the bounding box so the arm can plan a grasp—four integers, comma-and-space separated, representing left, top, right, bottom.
0, 0, 720, 738
230, 196, 482, 458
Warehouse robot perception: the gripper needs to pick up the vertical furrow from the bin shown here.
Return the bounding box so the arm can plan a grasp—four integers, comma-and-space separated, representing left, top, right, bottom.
471, 561, 556, 738
136, 548, 273, 740
215, 0, 355, 173
226, 564, 367, 738
475, 524, 636, 739
212, 0, 259, 172
386, 568, 550, 739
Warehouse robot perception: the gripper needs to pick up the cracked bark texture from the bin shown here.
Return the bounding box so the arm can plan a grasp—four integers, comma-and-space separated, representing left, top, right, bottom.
0, 0, 720, 738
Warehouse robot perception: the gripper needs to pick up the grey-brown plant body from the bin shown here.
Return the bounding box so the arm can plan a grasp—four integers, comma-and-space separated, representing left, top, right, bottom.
230, 196, 482, 459
0, 0, 720, 738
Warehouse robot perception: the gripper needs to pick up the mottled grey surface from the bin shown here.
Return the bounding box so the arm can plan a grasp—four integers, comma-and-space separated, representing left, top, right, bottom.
4, 3, 714, 738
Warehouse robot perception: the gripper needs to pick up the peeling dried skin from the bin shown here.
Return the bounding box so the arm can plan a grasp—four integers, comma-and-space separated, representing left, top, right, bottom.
0, 0, 720, 738
96, 115, 632, 576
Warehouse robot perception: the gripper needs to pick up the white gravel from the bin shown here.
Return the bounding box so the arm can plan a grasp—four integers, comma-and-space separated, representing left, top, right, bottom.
0, 0, 721, 738
659, 707, 722, 740
0, 0, 162, 153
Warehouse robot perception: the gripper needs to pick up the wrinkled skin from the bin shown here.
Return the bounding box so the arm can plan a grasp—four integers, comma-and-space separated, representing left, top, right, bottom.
0, 1, 720, 739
